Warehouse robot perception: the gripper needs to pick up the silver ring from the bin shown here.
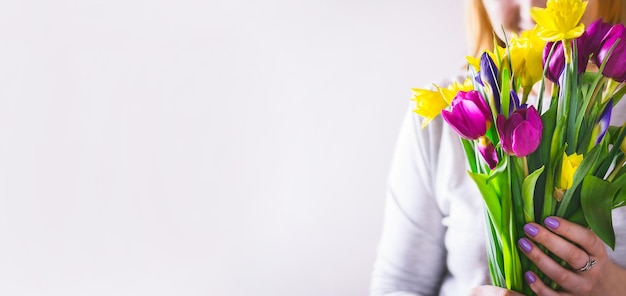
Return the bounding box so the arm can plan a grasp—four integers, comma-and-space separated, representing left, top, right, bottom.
576, 255, 596, 272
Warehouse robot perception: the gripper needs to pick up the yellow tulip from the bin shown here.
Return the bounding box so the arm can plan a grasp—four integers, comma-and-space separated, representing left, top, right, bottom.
530, 0, 587, 42
509, 28, 547, 89
559, 152, 584, 190
411, 87, 448, 128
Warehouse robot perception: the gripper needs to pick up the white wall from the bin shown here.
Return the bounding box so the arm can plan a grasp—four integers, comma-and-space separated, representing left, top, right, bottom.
0, 1, 464, 295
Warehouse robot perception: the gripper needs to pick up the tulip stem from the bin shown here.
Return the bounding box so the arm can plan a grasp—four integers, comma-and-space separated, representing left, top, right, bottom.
522, 156, 529, 179
608, 155, 626, 182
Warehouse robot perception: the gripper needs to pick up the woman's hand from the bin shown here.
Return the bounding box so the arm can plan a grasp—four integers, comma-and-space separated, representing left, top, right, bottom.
518, 216, 626, 295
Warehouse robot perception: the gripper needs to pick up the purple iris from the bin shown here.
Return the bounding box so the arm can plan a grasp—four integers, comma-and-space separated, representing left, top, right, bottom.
480, 52, 501, 113
594, 100, 613, 144
595, 23, 626, 82
543, 33, 589, 84
496, 106, 543, 157
441, 90, 492, 140
509, 90, 521, 115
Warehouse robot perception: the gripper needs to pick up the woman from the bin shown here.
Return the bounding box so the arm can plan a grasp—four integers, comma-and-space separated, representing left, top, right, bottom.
370, 0, 626, 295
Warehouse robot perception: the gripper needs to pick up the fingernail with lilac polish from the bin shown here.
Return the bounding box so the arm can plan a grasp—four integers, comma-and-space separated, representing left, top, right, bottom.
523, 224, 539, 237
518, 238, 533, 253
525, 271, 536, 284
545, 217, 560, 229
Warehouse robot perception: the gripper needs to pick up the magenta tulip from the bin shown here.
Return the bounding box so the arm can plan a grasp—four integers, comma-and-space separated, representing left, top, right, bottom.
441, 90, 492, 140
496, 106, 543, 157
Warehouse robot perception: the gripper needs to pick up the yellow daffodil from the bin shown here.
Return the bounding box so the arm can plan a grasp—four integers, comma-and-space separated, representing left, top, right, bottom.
531, 0, 587, 42
559, 152, 584, 189
509, 28, 547, 89
411, 87, 448, 128
437, 78, 474, 105
466, 55, 481, 72
411, 78, 474, 127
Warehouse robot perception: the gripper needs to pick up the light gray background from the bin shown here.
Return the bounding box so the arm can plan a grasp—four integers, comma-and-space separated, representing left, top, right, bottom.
0, 1, 464, 295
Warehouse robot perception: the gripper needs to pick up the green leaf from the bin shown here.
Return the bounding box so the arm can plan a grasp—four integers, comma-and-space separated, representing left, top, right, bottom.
611, 173, 626, 209
574, 78, 604, 152
530, 106, 556, 221
461, 139, 478, 173
501, 67, 511, 117
484, 209, 505, 288
608, 126, 622, 144
581, 71, 603, 85
469, 171, 503, 232
595, 127, 626, 178
567, 208, 588, 227
615, 194, 626, 208
487, 156, 508, 183
522, 166, 544, 223
581, 176, 619, 249
529, 105, 556, 170
550, 116, 567, 164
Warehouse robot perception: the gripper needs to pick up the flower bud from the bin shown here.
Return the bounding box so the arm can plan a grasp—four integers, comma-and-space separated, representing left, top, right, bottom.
559, 152, 584, 190
478, 136, 499, 170
542, 33, 589, 84
441, 90, 492, 140
496, 106, 543, 157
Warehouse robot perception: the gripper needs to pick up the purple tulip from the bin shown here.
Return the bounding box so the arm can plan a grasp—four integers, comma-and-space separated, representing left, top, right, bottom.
442, 90, 492, 140
596, 23, 626, 82
496, 106, 543, 157
478, 137, 499, 170
543, 33, 589, 84
587, 19, 612, 56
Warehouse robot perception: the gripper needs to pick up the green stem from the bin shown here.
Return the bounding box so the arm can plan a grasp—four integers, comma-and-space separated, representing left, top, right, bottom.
605, 79, 620, 103
608, 155, 626, 182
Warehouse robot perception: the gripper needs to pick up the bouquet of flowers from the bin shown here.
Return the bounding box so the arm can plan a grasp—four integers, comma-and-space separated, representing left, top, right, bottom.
411, 0, 626, 294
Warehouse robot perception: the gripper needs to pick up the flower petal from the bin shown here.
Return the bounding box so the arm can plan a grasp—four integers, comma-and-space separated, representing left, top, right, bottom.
511, 121, 542, 157
478, 137, 499, 170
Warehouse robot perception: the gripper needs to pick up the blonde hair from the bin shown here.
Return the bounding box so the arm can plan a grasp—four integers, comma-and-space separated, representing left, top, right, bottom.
466, 0, 626, 57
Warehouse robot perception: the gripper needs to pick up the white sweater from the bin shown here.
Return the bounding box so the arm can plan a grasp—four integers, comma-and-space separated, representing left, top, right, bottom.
370, 101, 626, 296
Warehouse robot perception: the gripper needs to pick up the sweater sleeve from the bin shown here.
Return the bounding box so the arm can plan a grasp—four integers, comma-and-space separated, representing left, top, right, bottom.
370, 106, 447, 296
